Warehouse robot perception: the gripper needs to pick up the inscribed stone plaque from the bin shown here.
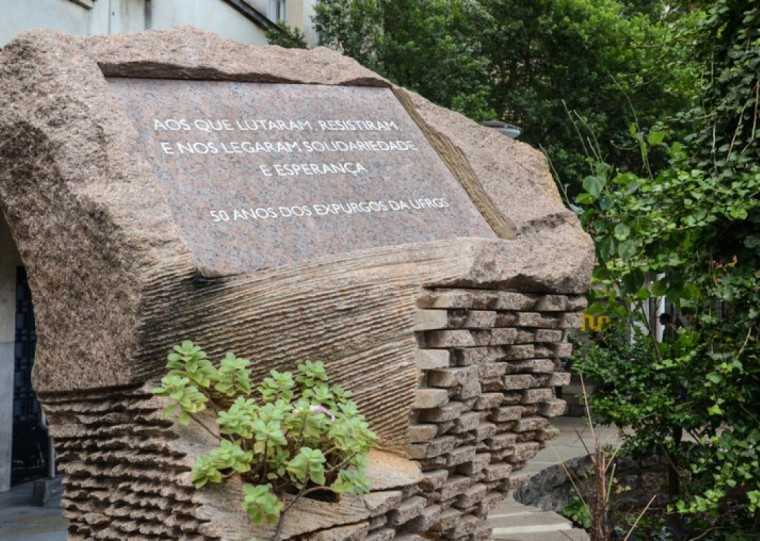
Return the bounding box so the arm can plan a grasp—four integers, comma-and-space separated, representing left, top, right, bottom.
108, 79, 496, 276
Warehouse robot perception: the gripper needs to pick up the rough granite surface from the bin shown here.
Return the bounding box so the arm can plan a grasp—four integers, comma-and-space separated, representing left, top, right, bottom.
0, 27, 594, 540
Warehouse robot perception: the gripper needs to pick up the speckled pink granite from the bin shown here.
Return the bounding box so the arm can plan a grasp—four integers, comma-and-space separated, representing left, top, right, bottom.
108, 79, 495, 275
0, 27, 594, 540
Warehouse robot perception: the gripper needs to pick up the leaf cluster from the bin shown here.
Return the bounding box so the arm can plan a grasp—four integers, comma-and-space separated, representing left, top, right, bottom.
265, 23, 308, 49
304, 0, 699, 188
572, 73, 760, 541
311, 0, 497, 121
153, 342, 377, 529
568, 6, 760, 533
574, 137, 760, 532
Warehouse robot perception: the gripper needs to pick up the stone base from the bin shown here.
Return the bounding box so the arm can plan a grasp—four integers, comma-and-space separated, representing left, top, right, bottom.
33, 475, 63, 506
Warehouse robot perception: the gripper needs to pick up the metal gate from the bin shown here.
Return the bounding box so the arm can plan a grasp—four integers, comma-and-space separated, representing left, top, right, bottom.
11, 266, 48, 486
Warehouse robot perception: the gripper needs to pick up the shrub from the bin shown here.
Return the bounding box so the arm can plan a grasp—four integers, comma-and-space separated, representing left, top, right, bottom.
153, 341, 377, 536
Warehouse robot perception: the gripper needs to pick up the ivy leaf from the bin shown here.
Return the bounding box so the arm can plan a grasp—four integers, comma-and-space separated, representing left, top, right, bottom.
647, 130, 666, 146
634, 286, 651, 301
613, 223, 631, 241
708, 404, 724, 416
582, 175, 606, 198
621, 269, 645, 295
598, 236, 617, 261
598, 195, 614, 210
617, 240, 637, 261
651, 279, 668, 296
681, 283, 701, 302
576, 192, 597, 205
748, 490, 760, 513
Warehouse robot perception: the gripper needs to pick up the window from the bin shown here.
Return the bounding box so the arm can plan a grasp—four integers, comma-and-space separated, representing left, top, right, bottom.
268, 0, 286, 22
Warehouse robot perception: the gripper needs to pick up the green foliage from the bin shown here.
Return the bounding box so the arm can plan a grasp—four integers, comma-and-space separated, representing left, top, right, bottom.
572, 3, 760, 534
574, 134, 760, 533
313, 0, 496, 121
166, 340, 216, 388
687, 0, 760, 177
265, 23, 308, 49
153, 343, 378, 530
215, 352, 252, 396
152, 373, 208, 425
476, 0, 696, 187
243, 483, 283, 525
312, 0, 696, 186
563, 493, 593, 530
286, 447, 326, 487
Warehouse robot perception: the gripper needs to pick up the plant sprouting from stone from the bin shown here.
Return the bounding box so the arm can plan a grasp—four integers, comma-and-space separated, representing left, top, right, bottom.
153, 342, 377, 537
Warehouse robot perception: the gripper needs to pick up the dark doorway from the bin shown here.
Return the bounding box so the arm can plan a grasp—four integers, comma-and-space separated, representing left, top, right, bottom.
11, 266, 49, 486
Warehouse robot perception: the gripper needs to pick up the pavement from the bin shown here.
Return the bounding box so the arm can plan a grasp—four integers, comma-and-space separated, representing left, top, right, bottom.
0, 415, 617, 540
0, 482, 67, 541
487, 416, 621, 541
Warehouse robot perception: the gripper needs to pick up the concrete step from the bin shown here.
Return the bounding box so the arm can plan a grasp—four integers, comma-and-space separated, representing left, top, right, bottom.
487, 493, 590, 541
489, 509, 574, 529
492, 529, 590, 541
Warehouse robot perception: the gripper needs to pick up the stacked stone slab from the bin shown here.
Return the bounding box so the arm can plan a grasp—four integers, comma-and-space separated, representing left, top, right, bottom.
41, 387, 205, 540
40, 383, 430, 541
39, 285, 585, 541
0, 28, 595, 540
387, 289, 585, 539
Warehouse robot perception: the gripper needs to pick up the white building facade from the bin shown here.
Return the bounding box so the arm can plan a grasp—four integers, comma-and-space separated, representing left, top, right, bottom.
1, 0, 319, 47
0, 0, 318, 493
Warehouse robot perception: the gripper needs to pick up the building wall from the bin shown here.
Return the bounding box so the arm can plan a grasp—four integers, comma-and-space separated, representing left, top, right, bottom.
148, 0, 271, 46
1, 0, 320, 48
288, 0, 319, 48
246, 0, 319, 46
0, 215, 21, 492
246, 0, 273, 20
0, 0, 127, 46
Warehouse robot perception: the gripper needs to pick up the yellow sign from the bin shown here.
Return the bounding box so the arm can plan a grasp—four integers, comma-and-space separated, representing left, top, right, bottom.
581, 314, 609, 332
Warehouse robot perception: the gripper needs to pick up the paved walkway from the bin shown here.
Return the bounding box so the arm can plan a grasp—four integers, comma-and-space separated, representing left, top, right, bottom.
0, 416, 616, 540
0, 482, 66, 541
487, 416, 621, 540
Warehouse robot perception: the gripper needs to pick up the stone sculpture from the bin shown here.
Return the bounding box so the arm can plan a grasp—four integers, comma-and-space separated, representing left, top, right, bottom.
0, 27, 594, 540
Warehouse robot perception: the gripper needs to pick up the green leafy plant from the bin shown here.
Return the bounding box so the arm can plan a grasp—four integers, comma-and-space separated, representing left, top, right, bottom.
563, 492, 593, 531
566, 2, 760, 533
557, 376, 657, 541
265, 22, 308, 49
312, 0, 696, 185
153, 341, 377, 538
572, 125, 760, 535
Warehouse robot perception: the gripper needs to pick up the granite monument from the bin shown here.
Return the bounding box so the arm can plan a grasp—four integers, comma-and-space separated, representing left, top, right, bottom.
0, 27, 594, 540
